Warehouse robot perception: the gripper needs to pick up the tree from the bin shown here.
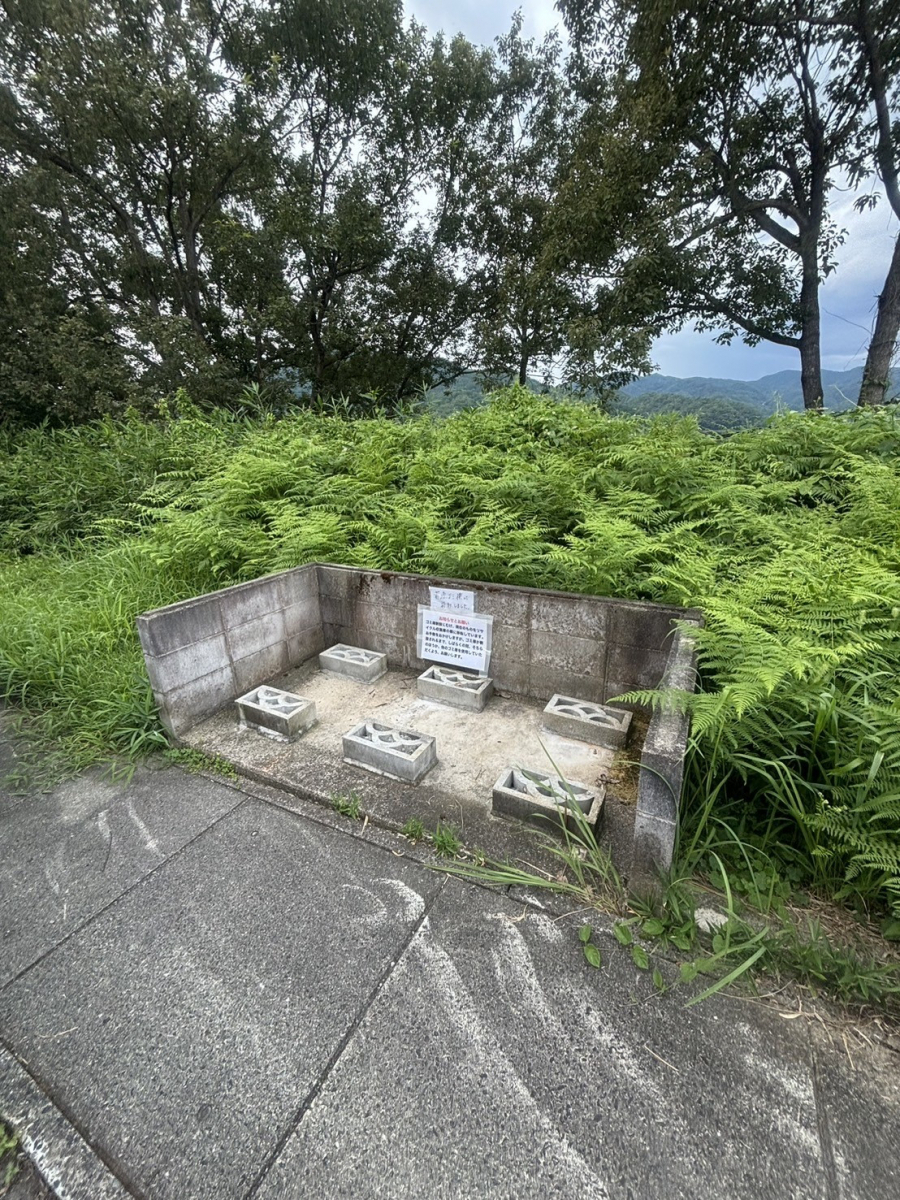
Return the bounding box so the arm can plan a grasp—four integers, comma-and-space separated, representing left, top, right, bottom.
459, 17, 651, 392
559, 0, 872, 410
0, 162, 133, 425
815, 0, 900, 407
0, 0, 292, 405
0, 1, 498, 419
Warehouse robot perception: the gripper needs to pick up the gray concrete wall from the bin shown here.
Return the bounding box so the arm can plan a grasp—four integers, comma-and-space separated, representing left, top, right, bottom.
632, 624, 700, 882
137, 563, 700, 876
316, 565, 691, 707
137, 565, 323, 737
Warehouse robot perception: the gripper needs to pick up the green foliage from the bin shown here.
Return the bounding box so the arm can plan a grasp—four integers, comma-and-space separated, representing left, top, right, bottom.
4, 390, 900, 919
164, 748, 238, 781
431, 822, 462, 860
331, 791, 362, 821
0, 1120, 19, 1190
402, 818, 426, 843
612, 392, 765, 433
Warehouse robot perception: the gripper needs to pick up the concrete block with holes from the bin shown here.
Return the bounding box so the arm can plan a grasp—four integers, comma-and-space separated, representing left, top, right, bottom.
235, 686, 317, 741
491, 767, 604, 834
416, 665, 493, 712
342, 720, 437, 784
542, 694, 632, 749
319, 644, 387, 683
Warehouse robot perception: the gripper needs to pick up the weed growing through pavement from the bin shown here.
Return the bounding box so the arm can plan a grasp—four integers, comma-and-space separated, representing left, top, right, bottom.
0, 1121, 19, 1190
430, 822, 461, 859
330, 791, 362, 820
441, 767, 900, 1015
164, 747, 238, 780
402, 817, 426, 843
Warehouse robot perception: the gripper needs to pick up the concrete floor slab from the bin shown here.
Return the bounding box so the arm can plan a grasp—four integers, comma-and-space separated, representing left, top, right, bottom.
0, 764, 243, 987
187, 663, 626, 871
0, 801, 442, 1200
256, 879, 856, 1200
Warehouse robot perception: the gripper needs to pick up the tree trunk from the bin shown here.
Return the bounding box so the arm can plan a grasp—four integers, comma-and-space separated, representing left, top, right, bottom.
858, 233, 900, 407
518, 345, 529, 387
798, 240, 823, 411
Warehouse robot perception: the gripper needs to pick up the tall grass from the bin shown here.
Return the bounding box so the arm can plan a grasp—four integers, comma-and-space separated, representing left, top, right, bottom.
2, 389, 900, 914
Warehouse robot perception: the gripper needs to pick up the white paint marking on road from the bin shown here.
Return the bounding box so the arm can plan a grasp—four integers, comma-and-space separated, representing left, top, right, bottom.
126, 799, 163, 858
417, 933, 610, 1200
490, 922, 568, 1040
340, 884, 388, 928
376, 878, 425, 922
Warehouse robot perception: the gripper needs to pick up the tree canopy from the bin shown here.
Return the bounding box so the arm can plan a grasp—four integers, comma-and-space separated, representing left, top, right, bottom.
0, 0, 896, 423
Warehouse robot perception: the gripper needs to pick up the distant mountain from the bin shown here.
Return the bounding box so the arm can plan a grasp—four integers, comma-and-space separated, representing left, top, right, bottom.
620, 367, 866, 413
611, 392, 765, 433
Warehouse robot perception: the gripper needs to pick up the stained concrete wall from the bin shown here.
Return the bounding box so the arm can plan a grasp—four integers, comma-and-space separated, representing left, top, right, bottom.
137, 565, 323, 738
137, 563, 700, 874
633, 625, 700, 880
317, 565, 689, 707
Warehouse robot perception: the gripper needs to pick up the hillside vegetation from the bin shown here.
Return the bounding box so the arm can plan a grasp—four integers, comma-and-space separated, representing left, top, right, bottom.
2, 390, 900, 922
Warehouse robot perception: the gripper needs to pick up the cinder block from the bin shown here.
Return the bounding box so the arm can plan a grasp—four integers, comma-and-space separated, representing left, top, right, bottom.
417, 666, 493, 712
356, 600, 414, 639
236, 685, 317, 741
282, 596, 322, 637
342, 720, 437, 784
218, 574, 293, 627
225, 610, 286, 661
489, 656, 530, 698
531, 594, 607, 639
137, 597, 223, 658
610, 604, 676, 652
316, 565, 359, 601
531, 667, 604, 705
145, 634, 230, 693
287, 625, 326, 668
531, 629, 603, 676
542, 694, 631, 749
232, 641, 290, 696
163, 665, 235, 737
477, 589, 530, 628
606, 643, 669, 690
319, 644, 387, 682
632, 812, 678, 880
491, 768, 603, 833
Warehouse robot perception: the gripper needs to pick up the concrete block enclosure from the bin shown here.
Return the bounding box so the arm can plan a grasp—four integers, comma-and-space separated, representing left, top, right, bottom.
137, 564, 700, 876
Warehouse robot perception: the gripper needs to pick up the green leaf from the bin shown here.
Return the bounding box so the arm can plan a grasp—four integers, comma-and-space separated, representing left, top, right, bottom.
679, 960, 700, 983
613, 922, 633, 946
641, 918, 666, 938
578, 923, 593, 944
631, 945, 650, 970
652, 967, 666, 993
583, 942, 602, 969
685, 946, 767, 1008
881, 918, 900, 941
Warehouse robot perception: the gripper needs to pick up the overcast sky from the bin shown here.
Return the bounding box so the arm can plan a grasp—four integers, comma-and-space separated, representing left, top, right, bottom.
405, 0, 897, 382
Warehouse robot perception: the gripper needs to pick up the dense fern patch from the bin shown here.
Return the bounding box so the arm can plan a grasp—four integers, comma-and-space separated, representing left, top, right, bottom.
2, 389, 900, 915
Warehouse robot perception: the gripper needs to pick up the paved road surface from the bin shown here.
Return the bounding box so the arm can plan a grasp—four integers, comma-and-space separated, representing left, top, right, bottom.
1, 742, 897, 1199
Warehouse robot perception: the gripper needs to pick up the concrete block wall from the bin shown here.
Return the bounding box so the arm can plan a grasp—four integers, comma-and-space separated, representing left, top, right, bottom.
137, 565, 323, 737
137, 563, 700, 876
633, 625, 700, 881
316, 565, 693, 707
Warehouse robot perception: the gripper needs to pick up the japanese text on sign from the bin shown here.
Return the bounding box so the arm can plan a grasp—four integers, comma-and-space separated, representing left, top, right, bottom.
416, 606, 493, 673
429, 587, 475, 613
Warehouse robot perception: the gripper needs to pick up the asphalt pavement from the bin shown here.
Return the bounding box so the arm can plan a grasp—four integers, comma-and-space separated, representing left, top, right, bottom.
1, 731, 898, 1200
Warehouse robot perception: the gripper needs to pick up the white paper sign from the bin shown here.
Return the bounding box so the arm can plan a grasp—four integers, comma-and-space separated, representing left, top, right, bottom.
429, 587, 475, 613
417, 606, 493, 673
